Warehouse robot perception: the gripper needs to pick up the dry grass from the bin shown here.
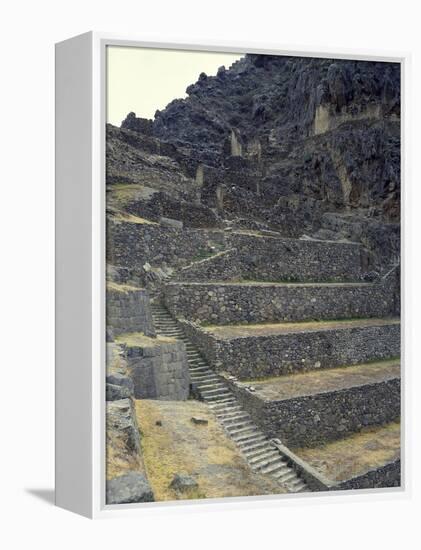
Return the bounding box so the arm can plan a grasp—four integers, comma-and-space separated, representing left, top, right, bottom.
174, 281, 371, 287
106, 281, 143, 293
112, 211, 158, 225
245, 359, 400, 400
115, 332, 176, 348
135, 399, 285, 502
294, 421, 401, 482
106, 428, 144, 481
203, 318, 400, 339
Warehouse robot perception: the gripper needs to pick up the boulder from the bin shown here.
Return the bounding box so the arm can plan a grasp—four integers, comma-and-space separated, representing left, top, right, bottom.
190, 417, 208, 425
106, 472, 154, 504
106, 372, 134, 393
169, 473, 198, 493
160, 216, 183, 229
106, 383, 132, 401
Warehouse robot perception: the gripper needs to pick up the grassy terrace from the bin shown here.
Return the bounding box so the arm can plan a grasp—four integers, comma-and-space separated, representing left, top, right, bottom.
169, 281, 373, 287
107, 182, 158, 202
135, 399, 284, 501
106, 281, 144, 293
202, 318, 400, 339
242, 359, 400, 401
106, 413, 145, 481
110, 210, 158, 225
294, 421, 401, 482
115, 332, 176, 347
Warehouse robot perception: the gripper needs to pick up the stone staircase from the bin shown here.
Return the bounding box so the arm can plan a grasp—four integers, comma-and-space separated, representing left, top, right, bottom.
150, 302, 309, 494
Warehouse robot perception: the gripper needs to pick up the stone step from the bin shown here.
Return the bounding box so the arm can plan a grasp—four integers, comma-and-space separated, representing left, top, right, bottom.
270, 464, 291, 479
188, 363, 209, 370
233, 435, 268, 448
231, 429, 263, 443
253, 455, 287, 473
248, 449, 280, 465
246, 446, 280, 464
219, 413, 251, 424
293, 482, 309, 493
276, 470, 298, 484
196, 383, 226, 391
243, 445, 275, 460
200, 386, 231, 395
200, 318, 400, 378
211, 404, 242, 415
222, 418, 253, 430
189, 369, 217, 376
202, 393, 233, 403
241, 358, 400, 447
260, 460, 289, 476
226, 423, 256, 436
239, 440, 270, 453
213, 409, 243, 419
287, 478, 307, 491
190, 375, 220, 384
188, 359, 207, 366
190, 369, 212, 376
164, 281, 396, 325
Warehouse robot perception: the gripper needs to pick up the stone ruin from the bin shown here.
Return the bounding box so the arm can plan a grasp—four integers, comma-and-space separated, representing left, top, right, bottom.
105, 54, 401, 503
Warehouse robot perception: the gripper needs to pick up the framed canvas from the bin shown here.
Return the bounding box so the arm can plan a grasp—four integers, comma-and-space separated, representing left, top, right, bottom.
55, 32, 408, 518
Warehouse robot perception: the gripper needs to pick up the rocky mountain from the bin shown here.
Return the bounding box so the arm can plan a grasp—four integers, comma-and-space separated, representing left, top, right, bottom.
107, 53, 400, 266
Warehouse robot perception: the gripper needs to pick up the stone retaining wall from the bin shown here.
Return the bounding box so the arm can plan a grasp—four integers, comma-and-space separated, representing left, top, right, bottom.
180, 322, 400, 379
107, 220, 225, 275
108, 221, 373, 284
106, 284, 155, 337
225, 377, 400, 448
124, 339, 190, 401
334, 459, 401, 490
175, 248, 241, 282
165, 281, 397, 325
175, 233, 369, 283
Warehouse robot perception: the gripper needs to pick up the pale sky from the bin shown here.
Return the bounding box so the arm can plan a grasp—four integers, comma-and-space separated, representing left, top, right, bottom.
107, 46, 243, 126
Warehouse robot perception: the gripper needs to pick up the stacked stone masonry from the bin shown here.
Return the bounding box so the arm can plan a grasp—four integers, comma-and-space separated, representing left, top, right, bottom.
334, 459, 401, 490
123, 339, 190, 401
176, 233, 370, 283
178, 319, 400, 379
107, 221, 374, 284
165, 280, 396, 325
106, 284, 155, 337
224, 371, 400, 448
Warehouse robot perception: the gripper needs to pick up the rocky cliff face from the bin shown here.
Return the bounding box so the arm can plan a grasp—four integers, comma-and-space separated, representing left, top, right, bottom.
107, 54, 400, 266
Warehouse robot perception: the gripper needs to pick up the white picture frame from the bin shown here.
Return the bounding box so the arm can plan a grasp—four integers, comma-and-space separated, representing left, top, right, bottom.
55, 31, 409, 519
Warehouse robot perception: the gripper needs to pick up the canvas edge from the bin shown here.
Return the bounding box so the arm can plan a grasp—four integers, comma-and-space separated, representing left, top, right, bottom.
55, 31, 411, 519
55, 31, 94, 518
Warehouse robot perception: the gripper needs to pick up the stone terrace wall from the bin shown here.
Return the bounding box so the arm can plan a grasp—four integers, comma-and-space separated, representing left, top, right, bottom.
179, 321, 400, 379
165, 281, 397, 325
228, 233, 369, 282
334, 459, 401, 490
124, 339, 189, 401
108, 221, 373, 284
107, 219, 226, 275
225, 378, 400, 448
106, 284, 155, 337
175, 248, 241, 282
175, 233, 370, 283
